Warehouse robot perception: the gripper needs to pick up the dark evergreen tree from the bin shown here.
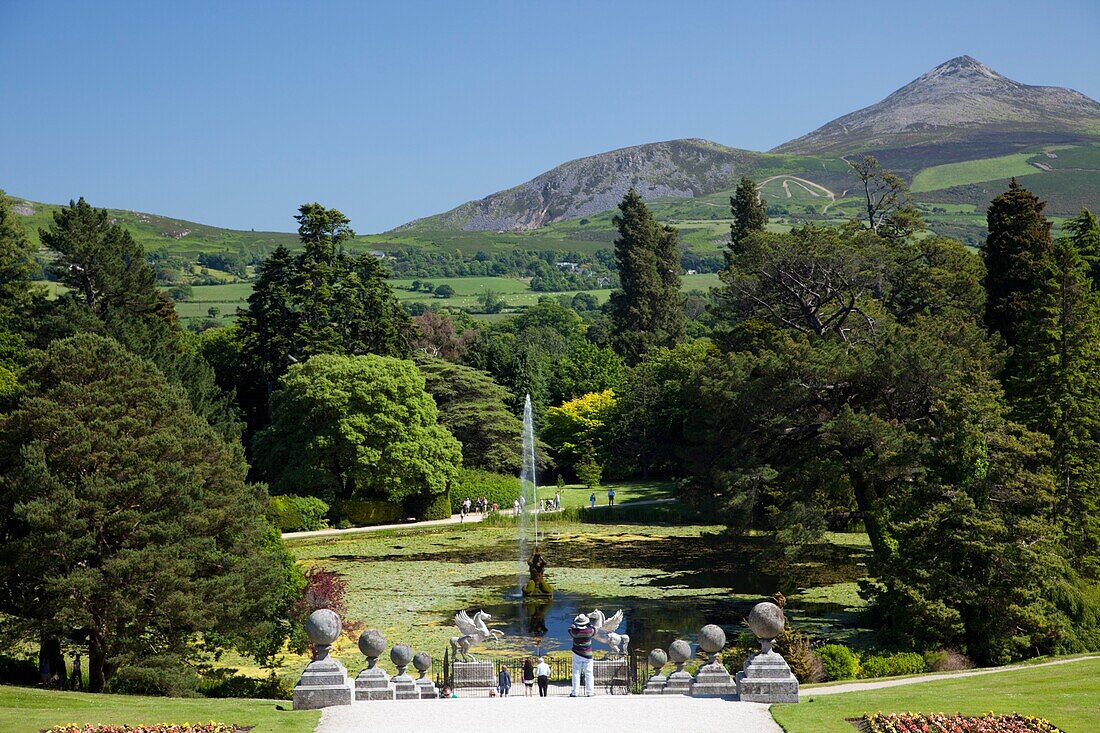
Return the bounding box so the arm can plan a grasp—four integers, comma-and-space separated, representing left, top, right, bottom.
0, 334, 296, 692
236, 204, 411, 437
417, 357, 525, 473
1064, 209, 1100, 287
729, 176, 768, 255
983, 179, 1055, 350
608, 189, 685, 364
37, 198, 239, 440
0, 192, 41, 404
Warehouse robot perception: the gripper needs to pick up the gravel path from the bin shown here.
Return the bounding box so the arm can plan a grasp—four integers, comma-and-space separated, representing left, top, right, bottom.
316, 695, 782, 733
802, 655, 1098, 696
282, 499, 676, 540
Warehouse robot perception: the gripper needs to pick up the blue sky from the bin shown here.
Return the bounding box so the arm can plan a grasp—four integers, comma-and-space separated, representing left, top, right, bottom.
2, 0, 1098, 232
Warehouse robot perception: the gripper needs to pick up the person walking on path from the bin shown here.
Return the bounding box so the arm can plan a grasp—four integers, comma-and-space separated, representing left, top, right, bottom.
554, 491, 561, 510
535, 656, 550, 697
497, 664, 511, 697
607, 487, 615, 507
522, 658, 535, 696
568, 613, 595, 697
589, 492, 596, 509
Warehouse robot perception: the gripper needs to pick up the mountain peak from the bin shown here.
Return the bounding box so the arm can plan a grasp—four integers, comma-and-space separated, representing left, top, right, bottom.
772, 55, 1100, 155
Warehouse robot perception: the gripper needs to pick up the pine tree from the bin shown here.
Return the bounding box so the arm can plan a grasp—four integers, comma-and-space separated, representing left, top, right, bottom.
236, 205, 410, 436
985, 187, 1100, 576
1064, 209, 1100, 287
729, 176, 768, 255
0, 334, 294, 691
983, 179, 1055, 350
608, 189, 685, 363
38, 198, 239, 439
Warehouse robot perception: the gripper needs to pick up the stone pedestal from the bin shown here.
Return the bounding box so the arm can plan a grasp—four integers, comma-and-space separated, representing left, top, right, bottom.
642, 673, 667, 694
691, 662, 736, 697
392, 673, 419, 700
415, 677, 439, 699
452, 661, 494, 690
593, 658, 628, 688
662, 669, 692, 695
735, 651, 799, 703
354, 666, 394, 701
292, 657, 353, 710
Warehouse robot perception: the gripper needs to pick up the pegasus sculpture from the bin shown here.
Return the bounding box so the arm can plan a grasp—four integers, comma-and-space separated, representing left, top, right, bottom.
588, 608, 630, 658
450, 609, 504, 661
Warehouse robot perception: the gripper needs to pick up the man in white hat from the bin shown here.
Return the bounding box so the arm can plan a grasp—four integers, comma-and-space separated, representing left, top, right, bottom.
568, 613, 595, 697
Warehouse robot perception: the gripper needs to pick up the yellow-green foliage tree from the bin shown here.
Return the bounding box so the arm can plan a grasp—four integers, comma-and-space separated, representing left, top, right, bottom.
543, 389, 616, 471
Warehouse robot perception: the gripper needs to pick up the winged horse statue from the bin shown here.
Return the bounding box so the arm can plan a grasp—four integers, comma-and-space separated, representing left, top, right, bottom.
450, 609, 504, 661
588, 608, 630, 658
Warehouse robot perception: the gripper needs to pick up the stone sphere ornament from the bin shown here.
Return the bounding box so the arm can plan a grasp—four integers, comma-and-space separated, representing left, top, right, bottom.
358, 629, 387, 668
648, 648, 668, 675
390, 643, 414, 676
412, 651, 432, 679
698, 623, 727, 665
746, 601, 786, 655
668, 639, 692, 672
305, 608, 342, 660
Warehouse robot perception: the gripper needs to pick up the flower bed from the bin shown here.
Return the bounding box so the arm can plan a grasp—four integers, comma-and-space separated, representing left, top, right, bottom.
46, 724, 239, 733
862, 712, 1064, 733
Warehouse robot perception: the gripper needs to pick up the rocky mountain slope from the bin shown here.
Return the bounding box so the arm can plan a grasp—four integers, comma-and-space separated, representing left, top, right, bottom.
398, 139, 770, 232
774, 55, 1100, 155
401, 56, 1099, 233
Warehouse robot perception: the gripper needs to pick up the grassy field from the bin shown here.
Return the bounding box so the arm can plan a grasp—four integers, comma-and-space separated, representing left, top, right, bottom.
530, 481, 676, 510
772, 657, 1100, 733
0, 685, 318, 733
910, 152, 1040, 193
160, 272, 723, 323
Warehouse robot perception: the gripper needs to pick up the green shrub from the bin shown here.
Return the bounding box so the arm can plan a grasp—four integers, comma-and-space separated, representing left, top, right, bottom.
198, 670, 292, 700
451, 469, 519, 512
109, 656, 199, 697
858, 651, 927, 679
0, 654, 38, 685
330, 498, 403, 526
817, 644, 858, 681
266, 495, 330, 532
774, 626, 824, 683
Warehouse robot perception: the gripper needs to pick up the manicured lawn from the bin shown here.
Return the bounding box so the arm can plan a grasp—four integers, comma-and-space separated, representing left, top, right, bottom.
0, 685, 318, 733
910, 152, 1040, 193
539, 480, 676, 510
771, 657, 1100, 733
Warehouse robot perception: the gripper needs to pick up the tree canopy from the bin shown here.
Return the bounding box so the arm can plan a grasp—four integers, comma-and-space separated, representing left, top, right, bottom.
253, 354, 461, 509
0, 334, 296, 692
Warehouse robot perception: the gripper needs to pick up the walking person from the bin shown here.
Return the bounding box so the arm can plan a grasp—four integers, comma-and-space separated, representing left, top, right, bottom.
568, 613, 595, 697
589, 492, 596, 509
535, 656, 550, 697
498, 664, 511, 697
607, 486, 615, 507
554, 491, 561, 510
522, 658, 535, 696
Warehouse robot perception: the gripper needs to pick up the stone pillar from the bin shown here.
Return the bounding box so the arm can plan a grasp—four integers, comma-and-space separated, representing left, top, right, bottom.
662, 639, 693, 695
390, 644, 419, 700
592, 657, 628, 692
292, 609, 353, 710
642, 648, 668, 694
354, 629, 394, 701
452, 660, 494, 692
735, 602, 799, 703
413, 651, 439, 699
691, 624, 736, 697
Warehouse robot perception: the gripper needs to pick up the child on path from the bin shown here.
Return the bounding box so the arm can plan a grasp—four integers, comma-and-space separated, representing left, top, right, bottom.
498, 664, 511, 697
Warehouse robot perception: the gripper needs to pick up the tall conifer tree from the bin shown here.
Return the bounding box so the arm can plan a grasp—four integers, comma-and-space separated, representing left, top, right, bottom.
729, 176, 768, 255
608, 189, 684, 363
